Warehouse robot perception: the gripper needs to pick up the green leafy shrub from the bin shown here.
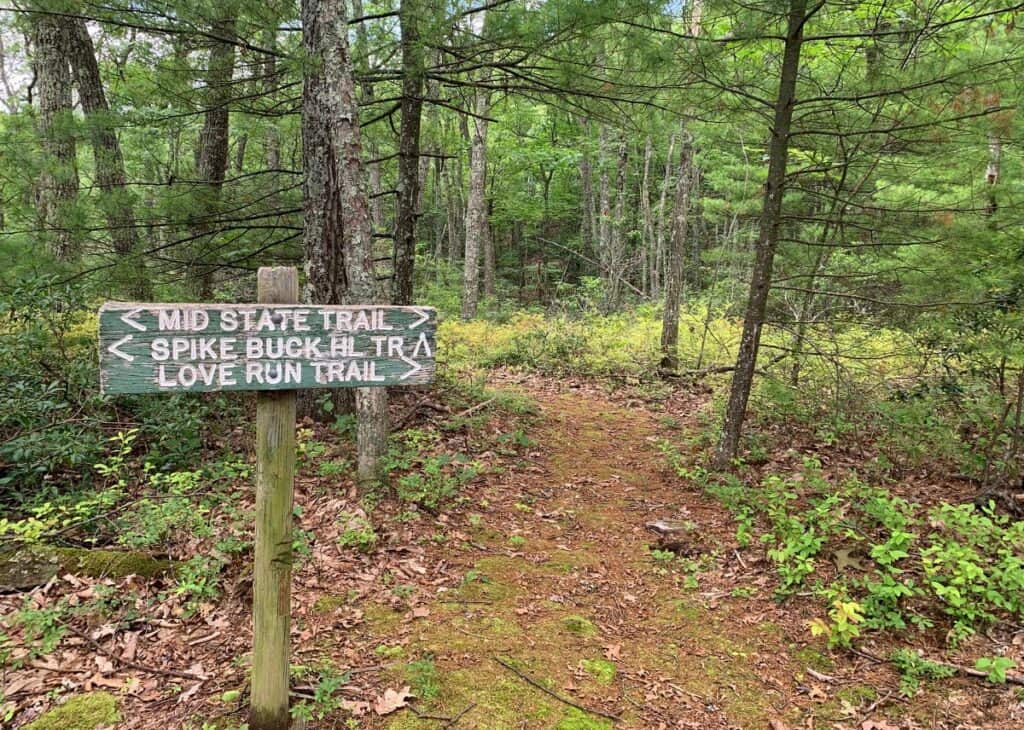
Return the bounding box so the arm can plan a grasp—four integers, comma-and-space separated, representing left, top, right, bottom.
661, 445, 1024, 646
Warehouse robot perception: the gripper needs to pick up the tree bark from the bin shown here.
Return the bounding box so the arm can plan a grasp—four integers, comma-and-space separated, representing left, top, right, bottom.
602, 135, 628, 311
713, 0, 809, 469
393, 0, 425, 305
302, 0, 388, 485
32, 12, 78, 261
660, 130, 696, 373
579, 116, 596, 256
652, 134, 677, 298
192, 10, 237, 297
462, 79, 490, 319
350, 0, 382, 230
483, 198, 496, 297
67, 18, 149, 298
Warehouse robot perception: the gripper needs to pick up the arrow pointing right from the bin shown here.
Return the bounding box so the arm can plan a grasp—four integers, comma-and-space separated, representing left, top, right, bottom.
399, 355, 422, 380
107, 335, 135, 362
409, 307, 430, 329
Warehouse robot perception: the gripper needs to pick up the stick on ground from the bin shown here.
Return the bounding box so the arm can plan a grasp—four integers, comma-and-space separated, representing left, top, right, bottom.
493, 656, 621, 722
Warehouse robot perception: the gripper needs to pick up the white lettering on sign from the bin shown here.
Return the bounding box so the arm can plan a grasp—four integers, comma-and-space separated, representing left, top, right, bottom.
99, 303, 436, 394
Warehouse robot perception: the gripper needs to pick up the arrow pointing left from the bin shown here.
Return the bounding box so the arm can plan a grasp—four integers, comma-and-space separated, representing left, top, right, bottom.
119, 307, 147, 331
107, 335, 135, 362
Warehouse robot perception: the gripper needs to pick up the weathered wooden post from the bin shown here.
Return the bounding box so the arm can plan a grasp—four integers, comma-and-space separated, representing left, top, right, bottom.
250, 267, 297, 730
98, 271, 436, 729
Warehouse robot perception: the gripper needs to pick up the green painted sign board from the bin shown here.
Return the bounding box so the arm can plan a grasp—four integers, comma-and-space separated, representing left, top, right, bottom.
98, 303, 437, 395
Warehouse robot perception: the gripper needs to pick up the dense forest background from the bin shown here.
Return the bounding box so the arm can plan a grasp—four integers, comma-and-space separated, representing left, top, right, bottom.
4, 1, 1024, 728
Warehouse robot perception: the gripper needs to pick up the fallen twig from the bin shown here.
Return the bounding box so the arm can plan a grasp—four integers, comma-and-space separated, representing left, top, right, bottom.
493, 656, 620, 722
805, 667, 836, 683
854, 646, 1024, 687
453, 398, 496, 420
63, 621, 207, 682
407, 701, 475, 726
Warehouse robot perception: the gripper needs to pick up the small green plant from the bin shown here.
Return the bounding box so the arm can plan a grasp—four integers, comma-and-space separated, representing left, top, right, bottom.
336, 512, 378, 553
292, 527, 314, 559
10, 598, 67, 659
171, 554, 225, 613
94, 428, 139, 487
392, 584, 416, 599
406, 657, 441, 701
650, 548, 675, 564
316, 458, 351, 478
290, 661, 352, 721
808, 598, 864, 648
395, 454, 479, 512
296, 428, 327, 461
890, 648, 956, 696
975, 655, 1016, 684
507, 535, 526, 548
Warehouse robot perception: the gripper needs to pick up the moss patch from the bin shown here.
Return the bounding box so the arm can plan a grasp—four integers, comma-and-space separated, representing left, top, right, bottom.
362, 601, 403, 633
385, 664, 559, 729
794, 645, 835, 672
581, 658, 616, 684
561, 615, 596, 637
555, 708, 615, 730
24, 692, 119, 730
313, 594, 349, 614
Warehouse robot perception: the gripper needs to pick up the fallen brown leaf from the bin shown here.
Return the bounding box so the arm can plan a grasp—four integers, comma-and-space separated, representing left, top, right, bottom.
373, 686, 413, 715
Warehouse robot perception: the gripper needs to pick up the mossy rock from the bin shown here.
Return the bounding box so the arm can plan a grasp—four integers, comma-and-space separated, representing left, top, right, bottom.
23, 692, 119, 730
0, 546, 172, 590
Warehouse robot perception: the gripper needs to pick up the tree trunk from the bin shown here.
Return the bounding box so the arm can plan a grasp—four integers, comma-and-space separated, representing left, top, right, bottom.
713, 0, 808, 469
67, 18, 149, 298
985, 132, 1001, 218
350, 0, 382, 230
579, 117, 596, 256
302, 0, 388, 484
652, 134, 677, 298
603, 136, 628, 311
462, 81, 490, 320
392, 0, 425, 305
192, 11, 237, 297
32, 12, 78, 261
660, 130, 696, 373
483, 199, 496, 297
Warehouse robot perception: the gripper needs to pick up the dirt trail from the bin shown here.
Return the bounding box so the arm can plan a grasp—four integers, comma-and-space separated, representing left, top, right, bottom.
378, 380, 818, 729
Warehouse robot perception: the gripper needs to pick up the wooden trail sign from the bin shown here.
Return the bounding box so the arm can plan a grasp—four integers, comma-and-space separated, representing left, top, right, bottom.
98, 268, 436, 730
98, 302, 436, 394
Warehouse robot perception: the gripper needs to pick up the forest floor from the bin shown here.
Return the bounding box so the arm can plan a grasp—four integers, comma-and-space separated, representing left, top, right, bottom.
4, 374, 1022, 729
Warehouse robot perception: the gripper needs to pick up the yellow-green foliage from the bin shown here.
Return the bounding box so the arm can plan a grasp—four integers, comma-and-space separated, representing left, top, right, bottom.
438, 303, 915, 390
23, 692, 119, 730
438, 304, 740, 380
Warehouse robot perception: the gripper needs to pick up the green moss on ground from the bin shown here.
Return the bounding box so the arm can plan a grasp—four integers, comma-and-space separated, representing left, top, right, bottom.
561, 615, 596, 637
555, 708, 615, 730
362, 602, 403, 633
794, 645, 835, 672
581, 658, 616, 684
313, 594, 349, 614
23, 692, 119, 730
385, 666, 559, 729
